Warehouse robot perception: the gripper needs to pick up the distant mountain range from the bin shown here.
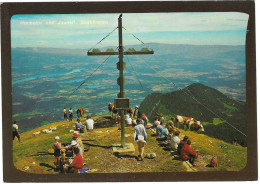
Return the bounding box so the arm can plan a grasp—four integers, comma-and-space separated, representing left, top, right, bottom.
139, 83, 246, 146
13, 43, 245, 59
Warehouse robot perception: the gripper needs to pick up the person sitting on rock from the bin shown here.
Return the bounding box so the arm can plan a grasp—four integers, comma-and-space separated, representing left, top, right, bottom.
127, 107, 134, 118
171, 131, 181, 151
153, 117, 160, 128
177, 135, 189, 155
181, 139, 198, 166
125, 114, 132, 127
111, 109, 118, 120
69, 140, 84, 158
156, 120, 165, 136
68, 147, 83, 173
166, 120, 175, 131
160, 126, 169, 142
75, 118, 82, 131
86, 116, 94, 132
170, 117, 176, 127
52, 136, 62, 169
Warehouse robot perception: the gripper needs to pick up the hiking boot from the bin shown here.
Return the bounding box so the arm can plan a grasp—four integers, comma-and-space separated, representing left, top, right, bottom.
140, 155, 144, 161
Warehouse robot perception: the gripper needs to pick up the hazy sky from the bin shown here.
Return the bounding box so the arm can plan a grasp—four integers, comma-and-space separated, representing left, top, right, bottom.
11, 13, 249, 49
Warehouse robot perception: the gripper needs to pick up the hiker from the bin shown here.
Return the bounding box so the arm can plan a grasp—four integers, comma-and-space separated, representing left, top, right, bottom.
63, 107, 68, 121
52, 136, 62, 169
141, 113, 149, 126
12, 121, 22, 143
68, 147, 83, 173
154, 117, 160, 128
133, 105, 142, 118
67, 140, 84, 158
181, 139, 198, 166
127, 107, 134, 118
134, 118, 147, 161
177, 135, 189, 155
156, 120, 165, 136
155, 113, 164, 121
170, 117, 176, 127
75, 118, 82, 131
160, 126, 169, 142
171, 131, 181, 151
166, 120, 175, 130
125, 114, 132, 127
111, 109, 118, 120
69, 107, 74, 121
72, 133, 84, 151
86, 115, 94, 131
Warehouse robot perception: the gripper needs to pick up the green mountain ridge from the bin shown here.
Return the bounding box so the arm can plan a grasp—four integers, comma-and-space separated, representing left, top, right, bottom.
139, 83, 246, 146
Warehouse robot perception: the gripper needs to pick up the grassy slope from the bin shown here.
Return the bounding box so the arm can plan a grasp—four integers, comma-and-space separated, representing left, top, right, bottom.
13, 118, 246, 174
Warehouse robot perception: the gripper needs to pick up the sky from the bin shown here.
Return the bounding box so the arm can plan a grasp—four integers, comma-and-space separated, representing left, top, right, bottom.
11, 12, 249, 49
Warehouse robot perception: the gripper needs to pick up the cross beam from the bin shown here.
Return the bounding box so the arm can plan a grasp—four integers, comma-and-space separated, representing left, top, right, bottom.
87, 51, 154, 56
87, 14, 153, 148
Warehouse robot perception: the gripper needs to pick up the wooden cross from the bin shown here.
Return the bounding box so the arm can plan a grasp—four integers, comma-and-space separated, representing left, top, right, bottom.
87, 14, 153, 147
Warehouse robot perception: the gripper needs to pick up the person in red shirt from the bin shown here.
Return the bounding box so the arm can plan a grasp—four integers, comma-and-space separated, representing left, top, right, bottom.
181, 139, 198, 166
68, 147, 83, 173
177, 136, 189, 155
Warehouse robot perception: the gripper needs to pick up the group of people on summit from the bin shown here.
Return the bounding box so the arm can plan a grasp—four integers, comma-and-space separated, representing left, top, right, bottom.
153, 116, 199, 166
12, 103, 218, 174
50, 107, 95, 173
52, 132, 84, 173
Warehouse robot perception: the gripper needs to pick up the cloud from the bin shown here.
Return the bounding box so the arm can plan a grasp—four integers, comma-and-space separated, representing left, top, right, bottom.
11, 12, 249, 48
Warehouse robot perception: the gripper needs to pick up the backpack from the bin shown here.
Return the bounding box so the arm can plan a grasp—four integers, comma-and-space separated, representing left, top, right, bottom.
210, 156, 218, 167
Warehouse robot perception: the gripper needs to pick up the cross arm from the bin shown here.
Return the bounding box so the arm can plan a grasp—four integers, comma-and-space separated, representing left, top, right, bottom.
87, 50, 154, 56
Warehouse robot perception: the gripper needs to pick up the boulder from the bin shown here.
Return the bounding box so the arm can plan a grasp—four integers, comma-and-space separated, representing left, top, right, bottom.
49, 127, 57, 131
45, 130, 53, 134
32, 131, 41, 136
145, 153, 156, 159
69, 130, 74, 133
42, 129, 49, 133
